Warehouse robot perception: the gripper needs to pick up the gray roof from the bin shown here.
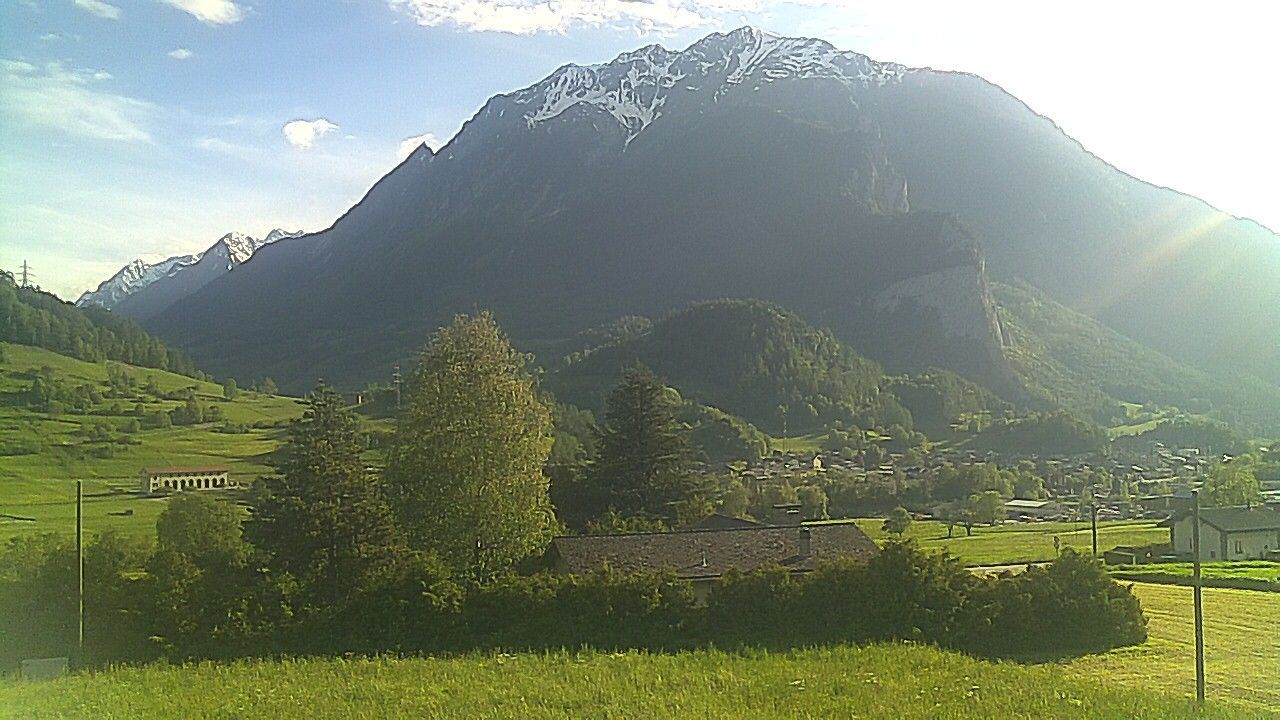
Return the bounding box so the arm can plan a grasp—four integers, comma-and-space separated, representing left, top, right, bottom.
1166, 506, 1280, 533
551, 523, 878, 580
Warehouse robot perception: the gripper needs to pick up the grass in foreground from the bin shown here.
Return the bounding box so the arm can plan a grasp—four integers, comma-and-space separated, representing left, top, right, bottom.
0, 643, 1253, 720
845, 517, 1168, 566
1064, 582, 1280, 714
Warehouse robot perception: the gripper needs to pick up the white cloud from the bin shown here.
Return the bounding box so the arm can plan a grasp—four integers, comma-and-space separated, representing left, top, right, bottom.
397, 132, 441, 159
161, 0, 246, 25
73, 0, 121, 20
168, 48, 194, 60
0, 60, 153, 142
1, 59, 37, 74
386, 0, 741, 35
282, 118, 338, 149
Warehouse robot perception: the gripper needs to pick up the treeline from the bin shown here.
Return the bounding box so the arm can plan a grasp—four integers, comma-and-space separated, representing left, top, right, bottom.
0, 529, 1145, 668
0, 273, 197, 376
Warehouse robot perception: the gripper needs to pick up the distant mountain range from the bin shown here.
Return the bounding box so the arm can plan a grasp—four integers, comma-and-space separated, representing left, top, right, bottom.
81, 27, 1280, 433
77, 229, 301, 320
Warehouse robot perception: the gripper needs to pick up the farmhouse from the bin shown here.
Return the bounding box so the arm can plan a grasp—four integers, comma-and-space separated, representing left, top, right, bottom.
140, 467, 232, 495
548, 521, 879, 600
1160, 506, 1280, 561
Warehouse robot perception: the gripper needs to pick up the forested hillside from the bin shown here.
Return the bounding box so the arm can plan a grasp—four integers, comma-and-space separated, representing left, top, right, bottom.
548, 300, 895, 435
993, 282, 1280, 435
0, 273, 197, 377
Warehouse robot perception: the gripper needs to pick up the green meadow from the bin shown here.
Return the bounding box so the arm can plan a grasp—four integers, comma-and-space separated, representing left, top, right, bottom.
845, 517, 1169, 566
0, 343, 304, 543
0, 637, 1260, 720
1065, 582, 1280, 713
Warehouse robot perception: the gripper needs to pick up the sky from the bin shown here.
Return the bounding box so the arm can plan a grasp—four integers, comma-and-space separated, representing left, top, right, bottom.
1, 1, 1276, 301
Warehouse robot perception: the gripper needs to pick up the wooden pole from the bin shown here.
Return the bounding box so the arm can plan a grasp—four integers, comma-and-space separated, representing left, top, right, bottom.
1091, 504, 1099, 557
1192, 488, 1205, 703
76, 479, 84, 666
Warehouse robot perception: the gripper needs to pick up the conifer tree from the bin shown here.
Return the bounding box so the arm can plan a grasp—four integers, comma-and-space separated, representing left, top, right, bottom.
588, 365, 701, 524
246, 384, 401, 607
382, 312, 554, 579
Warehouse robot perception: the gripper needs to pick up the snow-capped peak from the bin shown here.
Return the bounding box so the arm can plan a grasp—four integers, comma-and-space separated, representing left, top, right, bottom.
76, 253, 198, 308
77, 228, 303, 310
506, 27, 912, 143
262, 228, 304, 245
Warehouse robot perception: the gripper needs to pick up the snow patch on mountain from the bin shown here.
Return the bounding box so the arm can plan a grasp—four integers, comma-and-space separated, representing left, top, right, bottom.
76, 254, 198, 309
77, 228, 302, 310
510, 26, 912, 142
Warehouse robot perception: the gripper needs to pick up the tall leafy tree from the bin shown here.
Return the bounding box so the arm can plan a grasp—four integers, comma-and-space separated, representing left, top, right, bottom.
382, 312, 554, 579
588, 365, 702, 524
246, 384, 402, 606
146, 493, 254, 659
1203, 460, 1262, 507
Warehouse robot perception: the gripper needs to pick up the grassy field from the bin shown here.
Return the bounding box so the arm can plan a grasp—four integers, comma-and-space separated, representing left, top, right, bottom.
0, 343, 304, 543
0, 641, 1255, 720
1109, 561, 1280, 591
844, 517, 1168, 566
1111, 561, 1280, 582
1065, 582, 1280, 714
768, 432, 825, 453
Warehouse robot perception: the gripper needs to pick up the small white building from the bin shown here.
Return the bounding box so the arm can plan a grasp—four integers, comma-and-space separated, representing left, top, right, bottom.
1161, 506, 1280, 561
140, 467, 232, 494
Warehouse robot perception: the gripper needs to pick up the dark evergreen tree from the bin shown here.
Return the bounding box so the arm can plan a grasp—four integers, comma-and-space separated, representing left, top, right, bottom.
587, 365, 703, 524
246, 384, 402, 608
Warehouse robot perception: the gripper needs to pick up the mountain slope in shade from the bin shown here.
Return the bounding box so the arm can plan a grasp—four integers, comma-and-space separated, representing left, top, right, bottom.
81, 229, 302, 320
142, 28, 1280, 421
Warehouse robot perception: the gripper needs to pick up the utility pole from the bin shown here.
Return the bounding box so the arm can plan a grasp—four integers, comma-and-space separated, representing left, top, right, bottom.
393, 364, 402, 410
1090, 503, 1099, 557
1191, 488, 1206, 704
20, 260, 32, 287
76, 479, 84, 667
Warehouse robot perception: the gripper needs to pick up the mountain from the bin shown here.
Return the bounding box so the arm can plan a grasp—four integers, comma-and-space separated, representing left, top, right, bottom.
141, 28, 1280, 424
78, 229, 302, 320
76, 254, 199, 310
992, 282, 1280, 436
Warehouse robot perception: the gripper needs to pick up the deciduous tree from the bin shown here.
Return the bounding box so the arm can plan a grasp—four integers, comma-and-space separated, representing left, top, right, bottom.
383, 312, 554, 580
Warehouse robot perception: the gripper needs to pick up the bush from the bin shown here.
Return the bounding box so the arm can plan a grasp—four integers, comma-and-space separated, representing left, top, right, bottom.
965, 549, 1147, 657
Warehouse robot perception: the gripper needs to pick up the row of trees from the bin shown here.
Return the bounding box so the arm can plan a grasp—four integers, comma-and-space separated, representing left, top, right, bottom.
1, 526, 1146, 667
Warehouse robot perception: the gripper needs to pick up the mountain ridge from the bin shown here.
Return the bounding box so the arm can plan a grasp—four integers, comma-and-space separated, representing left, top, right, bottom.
78, 228, 302, 319
131, 28, 1280, 429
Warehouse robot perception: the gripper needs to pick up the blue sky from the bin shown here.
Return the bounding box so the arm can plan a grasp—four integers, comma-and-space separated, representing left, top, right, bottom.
2, 1, 1277, 300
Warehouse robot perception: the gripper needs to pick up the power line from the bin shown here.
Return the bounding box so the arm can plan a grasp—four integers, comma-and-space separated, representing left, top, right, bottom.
20, 260, 34, 288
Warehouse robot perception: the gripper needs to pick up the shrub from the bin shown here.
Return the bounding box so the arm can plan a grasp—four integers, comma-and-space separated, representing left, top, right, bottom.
965, 549, 1147, 657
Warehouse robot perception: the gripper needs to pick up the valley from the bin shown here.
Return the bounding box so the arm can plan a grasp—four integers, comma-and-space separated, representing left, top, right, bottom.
3, 17, 1279, 720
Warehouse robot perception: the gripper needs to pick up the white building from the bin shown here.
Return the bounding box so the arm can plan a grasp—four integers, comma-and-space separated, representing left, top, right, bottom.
1161, 506, 1280, 561
140, 467, 232, 494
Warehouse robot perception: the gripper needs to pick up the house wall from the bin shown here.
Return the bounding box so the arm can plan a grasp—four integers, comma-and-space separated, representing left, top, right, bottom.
1170, 517, 1226, 560
1225, 530, 1280, 560
1171, 519, 1280, 560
